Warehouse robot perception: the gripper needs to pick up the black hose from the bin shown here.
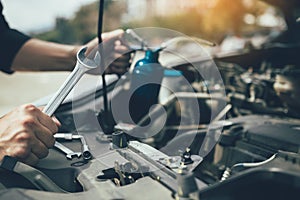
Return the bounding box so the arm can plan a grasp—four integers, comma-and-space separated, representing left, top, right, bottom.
98, 0, 108, 112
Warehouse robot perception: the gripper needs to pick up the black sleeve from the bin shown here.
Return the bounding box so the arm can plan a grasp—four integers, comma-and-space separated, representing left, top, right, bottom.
0, 2, 31, 74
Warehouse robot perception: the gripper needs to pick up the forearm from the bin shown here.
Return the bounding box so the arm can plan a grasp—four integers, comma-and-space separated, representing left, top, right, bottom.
11, 38, 82, 71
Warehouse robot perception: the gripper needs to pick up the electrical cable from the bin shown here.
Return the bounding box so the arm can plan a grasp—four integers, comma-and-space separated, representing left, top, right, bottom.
221, 153, 277, 181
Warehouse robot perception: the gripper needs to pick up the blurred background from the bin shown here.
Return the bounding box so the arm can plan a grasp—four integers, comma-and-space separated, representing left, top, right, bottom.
0, 0, 284, 115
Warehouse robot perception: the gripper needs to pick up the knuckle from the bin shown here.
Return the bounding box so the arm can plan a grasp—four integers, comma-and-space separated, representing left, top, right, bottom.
21, 116, 36, 127
16, 132, 32, 142
46, 136, 55, 148
48, 122, 58, 133
13, 147, 30, 159
53, 125, 58, 133
48, 124, 58, 135
22, 104, 37, 112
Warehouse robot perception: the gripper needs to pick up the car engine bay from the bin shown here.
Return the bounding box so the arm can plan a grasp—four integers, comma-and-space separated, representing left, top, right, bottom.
0, 0, 300, 199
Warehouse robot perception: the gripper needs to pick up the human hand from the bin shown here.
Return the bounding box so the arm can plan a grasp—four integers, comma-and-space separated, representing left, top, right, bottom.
84, 29, 131, 75
0, 104, 60, 165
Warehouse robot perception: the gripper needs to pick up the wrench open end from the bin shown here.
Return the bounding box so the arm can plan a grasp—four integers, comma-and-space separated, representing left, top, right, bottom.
54, 141, 82, 160
43, 47, 100, 117
66, 153, 82, 160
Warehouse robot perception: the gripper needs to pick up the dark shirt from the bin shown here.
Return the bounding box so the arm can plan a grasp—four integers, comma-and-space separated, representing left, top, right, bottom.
0, 2, 30, 74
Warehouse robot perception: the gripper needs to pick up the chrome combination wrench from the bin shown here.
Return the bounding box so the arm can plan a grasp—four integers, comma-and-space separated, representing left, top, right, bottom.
43, 47, 98, 116
42, 47, 99, 159
55, 133, 92, 160
54, 141, 81, 160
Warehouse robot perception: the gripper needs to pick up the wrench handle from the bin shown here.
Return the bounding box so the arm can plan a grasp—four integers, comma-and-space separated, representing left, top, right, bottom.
54, 141, 73, 154
42, 47, 97, 117
43, 63, 84, 116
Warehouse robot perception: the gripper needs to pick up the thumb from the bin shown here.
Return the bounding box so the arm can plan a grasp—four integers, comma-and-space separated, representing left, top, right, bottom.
102, 29, 124, 41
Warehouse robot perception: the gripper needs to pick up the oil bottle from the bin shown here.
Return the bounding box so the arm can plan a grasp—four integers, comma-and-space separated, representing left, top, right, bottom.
129, 49, 164, 123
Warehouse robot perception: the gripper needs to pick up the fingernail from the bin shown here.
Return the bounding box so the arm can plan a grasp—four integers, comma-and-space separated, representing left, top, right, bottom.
52, 116, 61, 126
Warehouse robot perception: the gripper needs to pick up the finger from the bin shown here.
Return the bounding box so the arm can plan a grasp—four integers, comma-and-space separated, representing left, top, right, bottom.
31, 138, 49, 159
114, 40, 130, 52
116, 54, 131, 61
20, 152, 39, 166
104, 55, 130, 72
36, 111, 59, 133
33, 124, 56, 148
110, 52, 125, 60
108, 52, 131, 63
52, 116, 61, 127
115, 46, 130, 54
102, 29, 124, 41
